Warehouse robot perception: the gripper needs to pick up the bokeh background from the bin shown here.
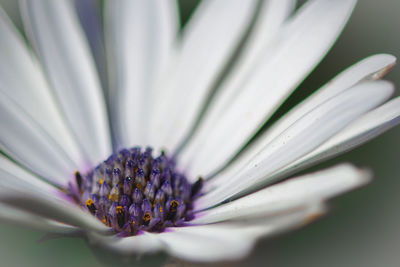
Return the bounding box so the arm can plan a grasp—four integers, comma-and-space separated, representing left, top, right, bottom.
0, 0, 400, 266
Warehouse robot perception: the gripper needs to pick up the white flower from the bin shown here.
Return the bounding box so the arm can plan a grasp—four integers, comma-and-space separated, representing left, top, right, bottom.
0, 0, 398, 265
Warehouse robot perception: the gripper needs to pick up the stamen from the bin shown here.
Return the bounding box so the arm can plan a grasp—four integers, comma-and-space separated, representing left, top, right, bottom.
86, 198, 97, 214
143, 212, 151, 223
191, 177, 204, 197
69, 146, 201, 237
75, 171, 82, 191
170, 200, 179, 211
116, 206, 125, 229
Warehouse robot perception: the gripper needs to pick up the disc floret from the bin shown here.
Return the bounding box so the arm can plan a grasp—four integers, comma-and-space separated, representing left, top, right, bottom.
71, 147, 202, 237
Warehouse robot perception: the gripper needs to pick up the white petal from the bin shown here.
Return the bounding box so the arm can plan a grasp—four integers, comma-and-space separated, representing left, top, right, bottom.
180, 0, 357, 178
178, 0, 295, 174
88, 231, 164, 255
0, 189, 110, 235
0, 91, 75, 186
90, 203, 325, 262
271, 97, 400, 180
148, 0, 259, 150
105, 0, 179, 148
75, 0, 108, 87
0, 157, 109, 234
0, 154, 63, 192
210, 54, 396, 186
243, 54, 396, 160
0, 155, 78, 234
157, 203, 325, 262
20, 0, 111, 164
0, 7, 85, 169
192, 164, 369, 223
198, 81, 393, 209
226, 0, 296, 80
157, 224, 257, 262
0, 202, 78, 234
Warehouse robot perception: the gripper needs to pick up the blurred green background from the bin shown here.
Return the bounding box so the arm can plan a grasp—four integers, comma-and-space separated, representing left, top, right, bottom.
1, 0, 400, 266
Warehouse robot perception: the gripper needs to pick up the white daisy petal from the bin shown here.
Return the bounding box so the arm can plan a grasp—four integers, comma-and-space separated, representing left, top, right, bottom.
90, 203, 325, 262
198, 81, 393, 209
228, 0, 296, 79
208, 54, 396, 187
105, 0, 179, 148
271, 97, 400, 180
157, 224, 261, 262
0, 189, 110, 235
75, 0, 108, 87
192, 164, 368, 223
178, 0, 295, 170
0, 91, 75, 186
157, 203, 325, 262
20, 0, 111, 164
0, 7, 85, 169
149, 0, 259, 150
88, 231, 164, 255
0, 154, 64, 193
0, 202, 78, 234
0, 156, 109, 234
243, 54, 396, 158
180, 0, 358, 178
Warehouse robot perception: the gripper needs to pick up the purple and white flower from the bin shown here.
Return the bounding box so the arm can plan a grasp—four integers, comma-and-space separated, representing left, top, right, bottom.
0, 0, 399, 265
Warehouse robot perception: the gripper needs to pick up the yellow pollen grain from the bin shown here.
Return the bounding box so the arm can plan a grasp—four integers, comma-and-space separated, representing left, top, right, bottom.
86, 199, 94, 206
171, 200, 179, 208
99, 179, 104, 185
116, 206, 123, 214
110, 193, 119, 202
143, 212, 151, 222
159, 206, 163, 213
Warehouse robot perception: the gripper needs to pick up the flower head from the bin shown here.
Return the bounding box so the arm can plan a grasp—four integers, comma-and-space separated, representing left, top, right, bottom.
72, 147, 202, 237
0, 0, 399, 265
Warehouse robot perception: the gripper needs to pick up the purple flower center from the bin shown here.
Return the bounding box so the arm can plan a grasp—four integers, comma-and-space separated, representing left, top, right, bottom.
71, 146, 203, 237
